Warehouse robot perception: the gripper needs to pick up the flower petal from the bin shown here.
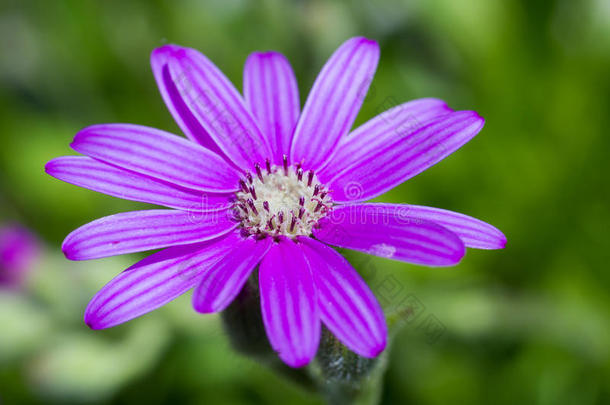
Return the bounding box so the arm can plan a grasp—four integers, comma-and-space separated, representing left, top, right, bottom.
328, 111, 485, 202
243, 51, 300, 164
71, 124, 240, 193
259, 238, 320, 367
85, 232, 241, 329
151, 45, 223, 154
348, 203, 506, 250
299, 237, 387, 357
193, 236, 272, 313
319, 98, 453, 179
63, 209, 237, 260
314, 204, 465, 266
45, 156, 232, 211
163, 45, 273, 170
290, 37, 379, 171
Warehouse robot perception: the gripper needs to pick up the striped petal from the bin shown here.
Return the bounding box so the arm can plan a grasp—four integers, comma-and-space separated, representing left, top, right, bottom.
193, 236, 272, 313
319, 98, 453, 180
71, 124, 240, 193
314, 204, 465, 267
259, 238, 320, 367
328, 111, 485, 202
161, 45, 273, 170
290, 37, 379, 171
349, 203, 506, 250
151, 45, 223, 154
85, 232, 240, 329
45, 156, 232, 211
243, 51, 300, 164
63, 209, 237, 260
299, 237, 387, 357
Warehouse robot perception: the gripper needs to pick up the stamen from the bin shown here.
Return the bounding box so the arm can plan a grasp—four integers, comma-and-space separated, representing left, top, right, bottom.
299, 196, 305, 207
263, 201, 270, 212
278, 211, 284, 224
239, 180, 249, 193
254, 163, 263, 181
267, 216, 275, 230
290, 212, 296, 232
249, 186, 257, 200
313, 184, 320, 196
314, 201, 323, 212
265, 158, 271, 174
298, 207, 305, 219
247, 199, 258, 215
246, 172, 254, 184
283, 155, 288, 175
307, 170, 314, 187
297, 168, 303, 181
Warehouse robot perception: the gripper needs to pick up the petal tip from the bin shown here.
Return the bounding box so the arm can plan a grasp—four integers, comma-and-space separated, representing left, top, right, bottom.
192, 304, 214, 314
84, 319, 98, 330
475, 112, 485, 128
497, 233, 507, 249
467, 110, 485, 130
353, 334, 388, 358
448, 242, 467, 266
433, 238, 467, 267
368, 339, 388, 358
69, 126, 92, 150
61, 234, 86, 261
61, 241, 76, 260
280, 353, 313, 368
151, 43, 182, 58
350, 36, 378, 46
247, 50, 285, 60
84, 312, 104, 330
44, 159, 56, 175
191, 297, 217, 314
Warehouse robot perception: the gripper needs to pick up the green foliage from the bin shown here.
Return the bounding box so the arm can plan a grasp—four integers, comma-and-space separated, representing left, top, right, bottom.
1, 0, 609, 404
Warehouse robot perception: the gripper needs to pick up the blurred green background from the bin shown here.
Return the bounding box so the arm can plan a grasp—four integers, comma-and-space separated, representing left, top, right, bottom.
1, 0, 609, 404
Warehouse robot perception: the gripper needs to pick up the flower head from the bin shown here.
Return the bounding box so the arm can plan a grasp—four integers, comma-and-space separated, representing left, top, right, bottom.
234, 158, 332, 238
0, 224, 39, 288
46, 37, 506, 367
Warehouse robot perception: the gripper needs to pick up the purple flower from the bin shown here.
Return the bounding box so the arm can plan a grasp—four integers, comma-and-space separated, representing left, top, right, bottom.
45, 37, 505, 367
0, 224, 39, 288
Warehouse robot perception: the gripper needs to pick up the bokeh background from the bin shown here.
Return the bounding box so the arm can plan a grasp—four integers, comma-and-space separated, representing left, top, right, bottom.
1, 0, 609, 404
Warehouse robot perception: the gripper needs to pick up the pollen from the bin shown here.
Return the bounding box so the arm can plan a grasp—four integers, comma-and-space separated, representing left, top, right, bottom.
234, 157, 332, 238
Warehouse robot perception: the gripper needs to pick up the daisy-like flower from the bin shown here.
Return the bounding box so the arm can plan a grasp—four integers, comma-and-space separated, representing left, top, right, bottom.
0, 224, 39, 288
45, 37, 505, 367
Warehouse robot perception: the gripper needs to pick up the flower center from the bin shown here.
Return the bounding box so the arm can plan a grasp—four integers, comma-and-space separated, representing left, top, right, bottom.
233, 158, 332, 238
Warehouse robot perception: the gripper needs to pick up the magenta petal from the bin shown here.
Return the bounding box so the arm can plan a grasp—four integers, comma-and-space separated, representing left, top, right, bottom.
328, 111, 485, 202
299, 237, 387, 357
319, 98, 453, 180
62, 209, 237, 260
71, 124, 239, 193
193, 236, 272, 313
243, 51, 300, 164
85, 232, 241, 329
290, 37, 379, 171
350, 203, 506, 250
151, 45, 223, 154
314, 204, 465, 266
162, 45, 273, 170
259, 238, 320, 367
45, 156, 232, 211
